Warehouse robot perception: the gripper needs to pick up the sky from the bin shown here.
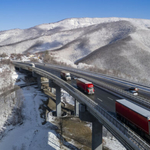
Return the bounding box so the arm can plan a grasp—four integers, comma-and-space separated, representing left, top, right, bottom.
0, 0, 150, 31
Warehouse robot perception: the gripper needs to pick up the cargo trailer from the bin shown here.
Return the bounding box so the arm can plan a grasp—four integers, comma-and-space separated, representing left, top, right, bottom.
116, 99, 150, 137
76, 78, 94, 94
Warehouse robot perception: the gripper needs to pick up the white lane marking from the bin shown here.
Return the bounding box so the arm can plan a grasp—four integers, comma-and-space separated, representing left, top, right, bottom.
108, 97, 113, 101
97, 98, 103, 102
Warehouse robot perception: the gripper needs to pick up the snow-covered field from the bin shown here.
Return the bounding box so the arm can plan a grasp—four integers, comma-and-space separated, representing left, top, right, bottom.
0, 70, 65, 150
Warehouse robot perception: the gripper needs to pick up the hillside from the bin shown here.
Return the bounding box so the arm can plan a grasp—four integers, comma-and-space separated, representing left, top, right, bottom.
76, 34, 150, 81
0, 17, 150, 57
0, 17, 150, 84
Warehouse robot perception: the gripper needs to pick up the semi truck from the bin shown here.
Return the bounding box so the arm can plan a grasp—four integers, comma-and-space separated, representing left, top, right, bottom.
76, 78, 94, 94
116, 99, 150, 138
128, 87, 138, 95
60, 71, 71, 81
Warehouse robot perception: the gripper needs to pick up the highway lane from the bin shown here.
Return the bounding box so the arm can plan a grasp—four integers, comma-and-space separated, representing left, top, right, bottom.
94, 86, 119, 114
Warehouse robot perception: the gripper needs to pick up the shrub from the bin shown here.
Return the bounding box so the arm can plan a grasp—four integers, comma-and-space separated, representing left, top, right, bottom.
0, 53, 8, 57
30, 57, 39, 62
0, 59, 13, 69
10, 53, 23, 60
43, 51, 55, 63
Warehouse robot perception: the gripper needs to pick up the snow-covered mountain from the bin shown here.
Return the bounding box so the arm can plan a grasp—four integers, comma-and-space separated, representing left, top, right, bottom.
0, 17, 150, 57
1, 17, 150, 83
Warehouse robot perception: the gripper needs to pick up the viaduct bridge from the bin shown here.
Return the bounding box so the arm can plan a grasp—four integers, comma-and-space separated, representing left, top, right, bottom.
13, 62, 150, 150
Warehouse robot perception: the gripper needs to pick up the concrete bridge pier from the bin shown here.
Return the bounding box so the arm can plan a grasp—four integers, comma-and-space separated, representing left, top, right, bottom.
19, 67, 22, 72
19, 67, 23, 72
79, 104, 103, 150
92, 119, 102, 150
55, 85, 61, 117
49, 79, 61, 117
32, 71, 37, 77
74, 99, 79, 117
37, 75, 42, 89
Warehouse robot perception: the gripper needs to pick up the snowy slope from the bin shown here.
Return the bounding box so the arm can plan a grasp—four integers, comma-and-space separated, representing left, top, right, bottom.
0, 85, 61, 150
0, 70, 64, 150
1, 17, 150, 84
76, 32, 150, 83
52, 20, 136, 62
0, 17, 150, 57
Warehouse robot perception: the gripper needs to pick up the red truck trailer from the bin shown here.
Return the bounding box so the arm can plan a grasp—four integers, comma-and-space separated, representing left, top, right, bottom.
76, 78, 94, 94
116, 99, 150, 137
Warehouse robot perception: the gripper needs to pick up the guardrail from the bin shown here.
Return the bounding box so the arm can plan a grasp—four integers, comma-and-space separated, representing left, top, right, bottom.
13, 62, 150, 150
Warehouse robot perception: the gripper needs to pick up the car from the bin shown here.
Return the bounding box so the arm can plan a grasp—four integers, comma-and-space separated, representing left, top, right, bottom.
129, 87, 138, 91
128, 87, 138, 95
129, 90, 138, 95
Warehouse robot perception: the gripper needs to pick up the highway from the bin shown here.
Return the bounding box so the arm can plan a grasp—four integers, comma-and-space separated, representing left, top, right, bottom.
18, 61, 150, 110
50, 64, 150, 99
15, 62, 150, 146
19, 62, 150, 100
45, 64, 150, 107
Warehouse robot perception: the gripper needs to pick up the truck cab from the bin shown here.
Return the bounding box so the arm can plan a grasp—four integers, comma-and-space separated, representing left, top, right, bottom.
65, 72, 71, 80
86, 84, 94, 94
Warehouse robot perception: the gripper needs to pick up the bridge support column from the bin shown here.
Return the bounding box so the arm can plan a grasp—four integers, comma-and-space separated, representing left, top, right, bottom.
74, 99, 79, 117
19, 67, 22, 72
92, 120, 102, 150
49, 79, 61, 117
37, 75, 42, 89
32, 71, 37, 77
49, 80, 56, 94
79, 104, 102, 150
56, 85, 61, 117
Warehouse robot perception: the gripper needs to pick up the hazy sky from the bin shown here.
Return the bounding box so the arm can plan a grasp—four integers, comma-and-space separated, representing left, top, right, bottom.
0, 0, 150, 31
